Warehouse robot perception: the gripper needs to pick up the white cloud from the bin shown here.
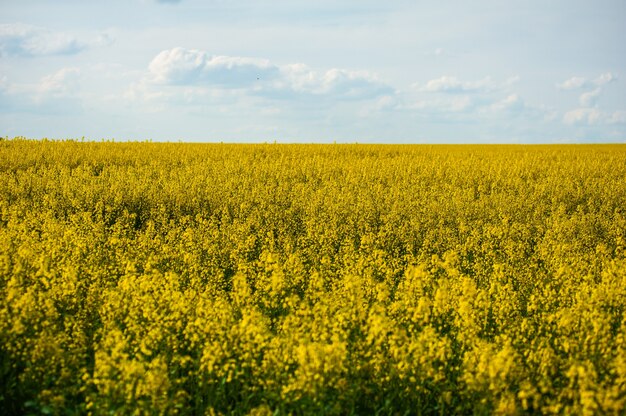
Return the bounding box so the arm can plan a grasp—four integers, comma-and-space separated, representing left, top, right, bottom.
557, 76, 587, 90
414, 75, 520, 94
0, 23, 112, 57
503, 75, 521, 87
489, 96, 558, 124
0, 67, 83, 115
417, 75, 498, 93
579, 88, 601, 107
123, 79, 170, 106
560, 72, 619, 119
607, 111, 626, 124
149, 48, 279, 86
490, 94, 524, 112
38, 68, 81, 97
562, 107, 626, 126
418, 76, 462, 92
0, 23, 84, 57
278, 64, 390, 99
144, 47, 391, 100
593, 72, 617, 86
402, 75, 528, 119
373, 95, 398, 110
557, 73, 617, 91
448, 95, 473, 111
563, 108, 602, 125
403, 95, 474, 113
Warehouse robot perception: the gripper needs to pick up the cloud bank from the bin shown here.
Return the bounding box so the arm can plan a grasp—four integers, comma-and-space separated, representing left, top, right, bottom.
149, 48, 279, 87
414, 75, 520, 94
557, 72, 623, 127
557, 72, 618, 109
144, 47, 392, 100
0, 23, 112, 57
417, 76, 497, 93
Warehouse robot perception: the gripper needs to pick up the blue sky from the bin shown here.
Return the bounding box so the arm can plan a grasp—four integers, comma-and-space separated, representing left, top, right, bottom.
1, 0, 625, 142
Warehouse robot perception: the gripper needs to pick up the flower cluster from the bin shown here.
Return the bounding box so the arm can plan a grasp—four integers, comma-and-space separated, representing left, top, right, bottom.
1, 139, 625, 414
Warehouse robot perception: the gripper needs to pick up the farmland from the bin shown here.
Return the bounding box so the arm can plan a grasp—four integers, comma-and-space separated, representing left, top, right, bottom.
1, 139, 625, 414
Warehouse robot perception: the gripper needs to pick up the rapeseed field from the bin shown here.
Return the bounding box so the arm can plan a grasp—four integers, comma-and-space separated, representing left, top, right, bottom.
1, 138, 625, 415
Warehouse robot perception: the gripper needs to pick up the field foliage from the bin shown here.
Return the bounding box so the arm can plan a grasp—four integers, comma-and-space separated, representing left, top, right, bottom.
1, 139, 625, 414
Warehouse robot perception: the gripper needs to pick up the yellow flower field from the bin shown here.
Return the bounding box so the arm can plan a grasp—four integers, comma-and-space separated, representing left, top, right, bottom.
1, 138, 625, 414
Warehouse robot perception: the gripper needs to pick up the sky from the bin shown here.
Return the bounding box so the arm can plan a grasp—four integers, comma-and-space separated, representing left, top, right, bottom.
1, 0, 625, 143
